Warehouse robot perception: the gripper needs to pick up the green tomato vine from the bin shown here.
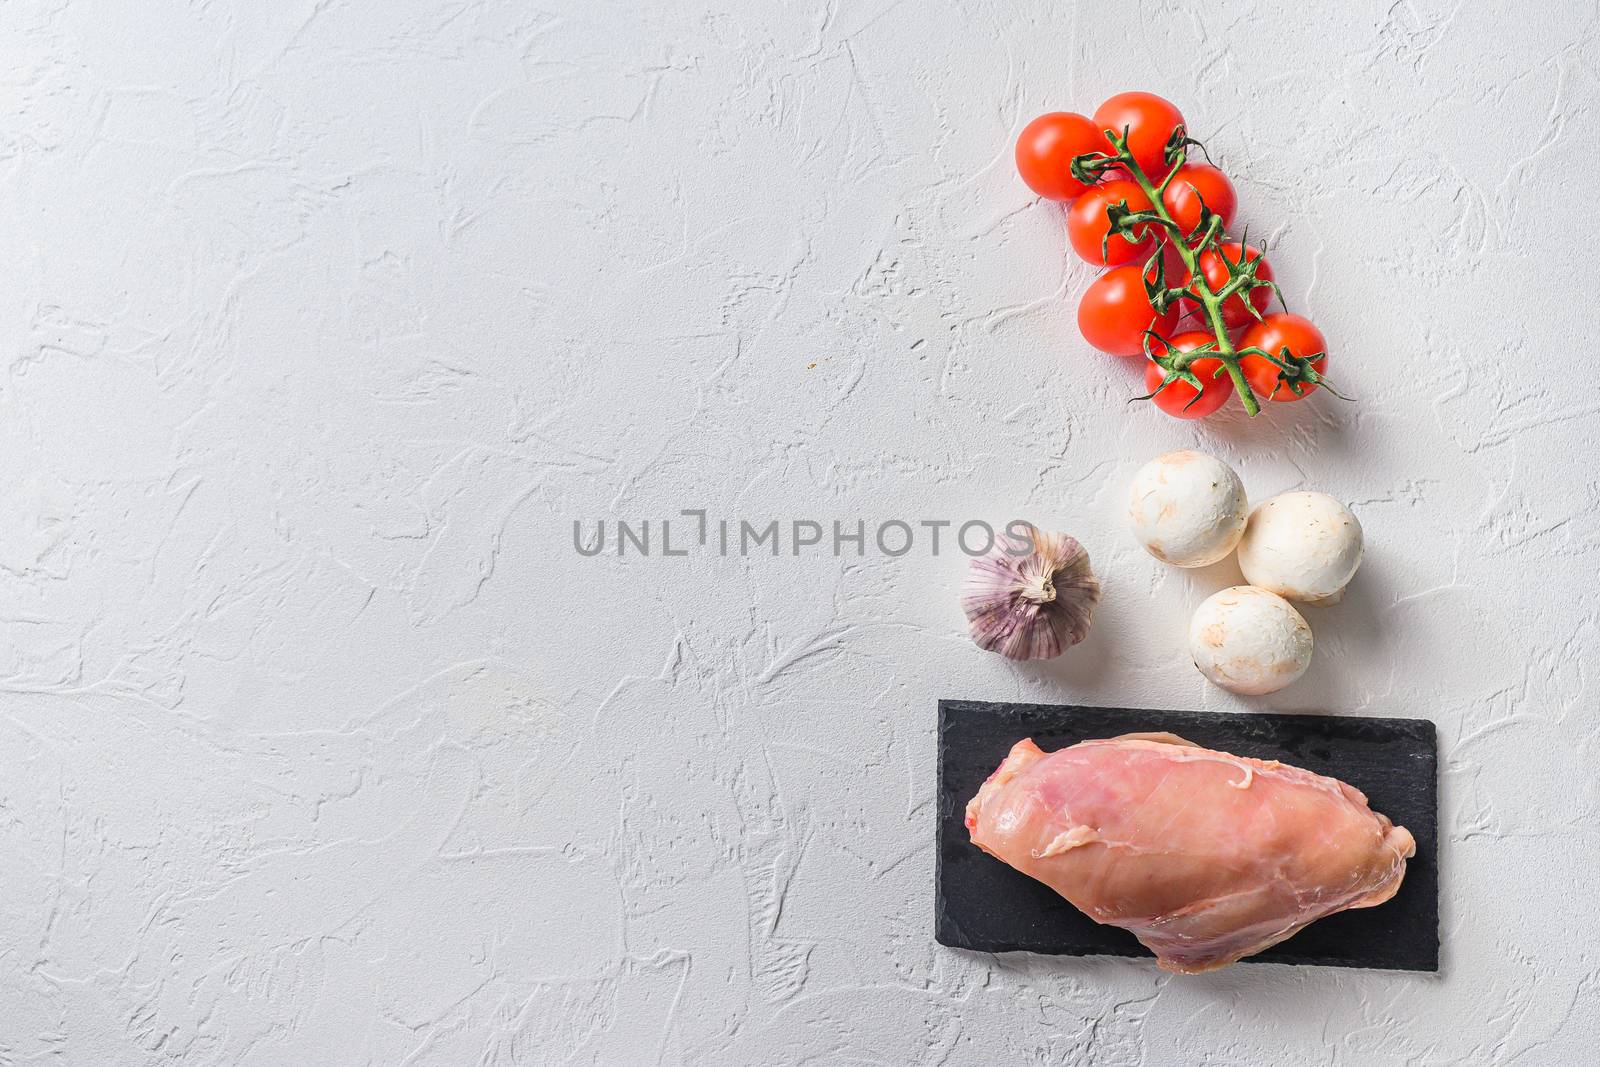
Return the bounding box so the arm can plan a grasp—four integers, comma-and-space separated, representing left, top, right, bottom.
1069, 129, 1340, 417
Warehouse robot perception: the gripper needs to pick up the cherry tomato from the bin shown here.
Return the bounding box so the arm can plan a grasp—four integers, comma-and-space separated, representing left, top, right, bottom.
1161, 163, 1237, 238
1015, 112, 1104, 201
1077, 264, 1178, 356
1093, 92, 1185, 178
1191, 242, 1274, 326
1238, 313, 1328, 402
1145, 333, 1231, 419
1066, 179, 1155, 266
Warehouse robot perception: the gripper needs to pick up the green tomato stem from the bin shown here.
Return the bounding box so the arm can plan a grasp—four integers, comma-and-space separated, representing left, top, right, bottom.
1110, 136, 1263, 417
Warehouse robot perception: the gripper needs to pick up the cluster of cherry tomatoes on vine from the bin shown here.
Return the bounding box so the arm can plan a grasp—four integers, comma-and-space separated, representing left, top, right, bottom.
1016, 92, 1334, 419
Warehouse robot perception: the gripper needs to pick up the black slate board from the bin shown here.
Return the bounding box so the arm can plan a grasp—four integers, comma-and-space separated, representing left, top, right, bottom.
936, 699, 1438, 971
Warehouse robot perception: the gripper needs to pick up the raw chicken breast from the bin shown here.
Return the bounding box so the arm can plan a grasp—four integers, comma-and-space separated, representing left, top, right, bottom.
965, 733, 1415, 973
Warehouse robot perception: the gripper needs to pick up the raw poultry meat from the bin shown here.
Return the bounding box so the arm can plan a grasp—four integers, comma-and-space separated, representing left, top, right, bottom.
965, 733, 1415, 973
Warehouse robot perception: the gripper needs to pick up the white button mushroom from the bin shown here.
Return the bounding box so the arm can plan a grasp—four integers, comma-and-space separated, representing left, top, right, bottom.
1237, 492, 1363, 605
1127, 450, 1248, 568
1189, 586, 1312, 695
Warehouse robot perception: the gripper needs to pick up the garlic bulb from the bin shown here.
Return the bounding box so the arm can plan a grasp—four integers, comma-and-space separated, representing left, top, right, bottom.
963, 526, 1100, 660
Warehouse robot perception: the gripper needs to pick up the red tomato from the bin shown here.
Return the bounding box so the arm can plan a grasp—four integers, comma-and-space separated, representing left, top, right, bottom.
1093, 92, 1185, 178
1161, 163, 1237, 237
1238, 313, 1328, 401
1145, 332, 1231, 419
1015, 112, 1104, 201
1077, 264, 1179, 356
1066, 179, 1155, 266
1192, 242, 1274, 326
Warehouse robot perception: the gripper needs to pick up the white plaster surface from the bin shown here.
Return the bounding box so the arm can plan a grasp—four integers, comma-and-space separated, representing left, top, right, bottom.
3, 0, 1598, 1062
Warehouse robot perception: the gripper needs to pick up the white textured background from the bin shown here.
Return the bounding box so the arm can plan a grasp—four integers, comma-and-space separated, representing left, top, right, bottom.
3, 0, 1597, 1063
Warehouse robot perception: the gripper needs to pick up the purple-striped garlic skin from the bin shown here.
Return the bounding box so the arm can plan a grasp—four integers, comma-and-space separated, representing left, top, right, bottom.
962, 527, 1100, 660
